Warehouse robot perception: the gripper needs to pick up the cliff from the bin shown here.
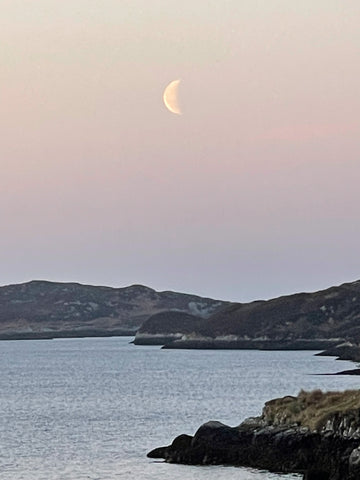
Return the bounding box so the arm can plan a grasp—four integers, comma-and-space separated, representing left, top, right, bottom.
148, 389, 360, 480
0, 280, 227, 340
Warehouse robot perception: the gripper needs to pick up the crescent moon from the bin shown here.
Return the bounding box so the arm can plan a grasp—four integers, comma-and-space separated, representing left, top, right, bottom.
163, 79, 182, 115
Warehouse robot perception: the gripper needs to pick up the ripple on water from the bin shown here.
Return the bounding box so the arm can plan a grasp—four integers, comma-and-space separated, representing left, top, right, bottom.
0, 337, 358, 479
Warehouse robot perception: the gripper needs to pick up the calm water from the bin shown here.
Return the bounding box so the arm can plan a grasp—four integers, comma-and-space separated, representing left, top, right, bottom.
0, 337, 359, 480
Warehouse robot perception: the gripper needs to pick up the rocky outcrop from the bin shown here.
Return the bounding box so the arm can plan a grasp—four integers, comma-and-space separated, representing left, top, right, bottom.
0, 280, 227, 340
148, 390, 360, 480
316, 343, 360, 363
163, 336, 339, 350
315, 343, 360, 375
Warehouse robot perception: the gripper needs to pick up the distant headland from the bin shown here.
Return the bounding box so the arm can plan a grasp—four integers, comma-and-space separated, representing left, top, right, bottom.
1, 279, 360, 356
136, 279, 360, 352
0, 280, 227, 340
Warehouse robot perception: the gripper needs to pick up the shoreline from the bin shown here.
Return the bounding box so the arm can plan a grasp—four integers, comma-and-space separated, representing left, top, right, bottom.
0, 330, 136, 341
148, 390, 360, 480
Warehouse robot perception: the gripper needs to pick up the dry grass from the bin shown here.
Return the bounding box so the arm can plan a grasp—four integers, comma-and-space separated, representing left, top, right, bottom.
263, 390, 360, 431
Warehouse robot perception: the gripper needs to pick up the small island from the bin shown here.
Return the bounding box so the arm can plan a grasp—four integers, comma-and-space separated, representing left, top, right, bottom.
148, 389, 360, 480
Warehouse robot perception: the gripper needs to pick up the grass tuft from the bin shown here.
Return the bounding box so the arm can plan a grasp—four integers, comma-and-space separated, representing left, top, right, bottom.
263, 390, 360, 431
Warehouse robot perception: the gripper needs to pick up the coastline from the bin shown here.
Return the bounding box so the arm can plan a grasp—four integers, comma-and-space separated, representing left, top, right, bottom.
148, 390, 360, 480
161, 337, 341, 351
0, 329, 136, 341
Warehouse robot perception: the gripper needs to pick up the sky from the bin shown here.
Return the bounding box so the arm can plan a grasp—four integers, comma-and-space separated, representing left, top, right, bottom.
1, 0, 360, 302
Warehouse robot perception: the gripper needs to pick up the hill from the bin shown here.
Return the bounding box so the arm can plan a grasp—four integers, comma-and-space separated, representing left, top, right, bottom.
134, 311, 205, 345
0, 280, 227, 340
151, 279, 360, 349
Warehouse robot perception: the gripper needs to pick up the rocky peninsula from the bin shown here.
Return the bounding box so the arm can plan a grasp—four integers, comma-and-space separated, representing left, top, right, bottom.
136, 279, 360, 349
315, 342, 360, 375
133, 311, 208, 345
148, 389, 360, 480
316, 343, 360, 363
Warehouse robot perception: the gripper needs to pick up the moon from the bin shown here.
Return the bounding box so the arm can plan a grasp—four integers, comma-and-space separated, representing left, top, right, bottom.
163, 79, 182, 115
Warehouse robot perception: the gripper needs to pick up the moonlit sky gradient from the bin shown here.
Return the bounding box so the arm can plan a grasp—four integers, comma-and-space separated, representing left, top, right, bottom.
1, 1, 359, 301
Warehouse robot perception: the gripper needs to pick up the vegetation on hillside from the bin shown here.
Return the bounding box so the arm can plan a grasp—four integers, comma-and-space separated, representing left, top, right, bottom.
263, 389, 360, 432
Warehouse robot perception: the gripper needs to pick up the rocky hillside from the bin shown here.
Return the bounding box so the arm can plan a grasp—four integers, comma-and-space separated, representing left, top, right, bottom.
160, 280, 360, 348
0, 280, 227, 340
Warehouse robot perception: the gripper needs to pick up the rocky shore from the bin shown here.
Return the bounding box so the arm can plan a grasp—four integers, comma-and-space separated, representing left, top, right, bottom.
162, 336, 340, 350
148, 390, 360, 480
316, 343, 360, 375
316, 343, 360, 363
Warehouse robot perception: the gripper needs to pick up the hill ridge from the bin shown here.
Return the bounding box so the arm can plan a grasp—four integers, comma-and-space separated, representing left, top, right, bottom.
136, 279, 360, 348
0, 280, 228, 340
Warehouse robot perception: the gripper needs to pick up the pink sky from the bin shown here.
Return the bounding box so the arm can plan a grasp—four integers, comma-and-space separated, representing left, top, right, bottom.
1, 0, 359, 301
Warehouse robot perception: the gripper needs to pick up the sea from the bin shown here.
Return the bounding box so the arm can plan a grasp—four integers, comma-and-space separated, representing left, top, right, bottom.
0, 336, 359, 480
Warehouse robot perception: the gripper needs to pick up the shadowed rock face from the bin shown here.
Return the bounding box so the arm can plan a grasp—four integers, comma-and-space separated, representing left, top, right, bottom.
149, 421, 360, 479
0, 280, 227, 340
148, 390, 360, 480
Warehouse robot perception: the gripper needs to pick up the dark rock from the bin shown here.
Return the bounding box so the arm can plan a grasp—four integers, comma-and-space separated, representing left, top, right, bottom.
316, 344, 360, 363
304, 470, 331, 480
334, 369, 360, 375
148, 434, 193, 462
148, 421, 360, 478
148, 391, 360, 480
349, 446, 360, 478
